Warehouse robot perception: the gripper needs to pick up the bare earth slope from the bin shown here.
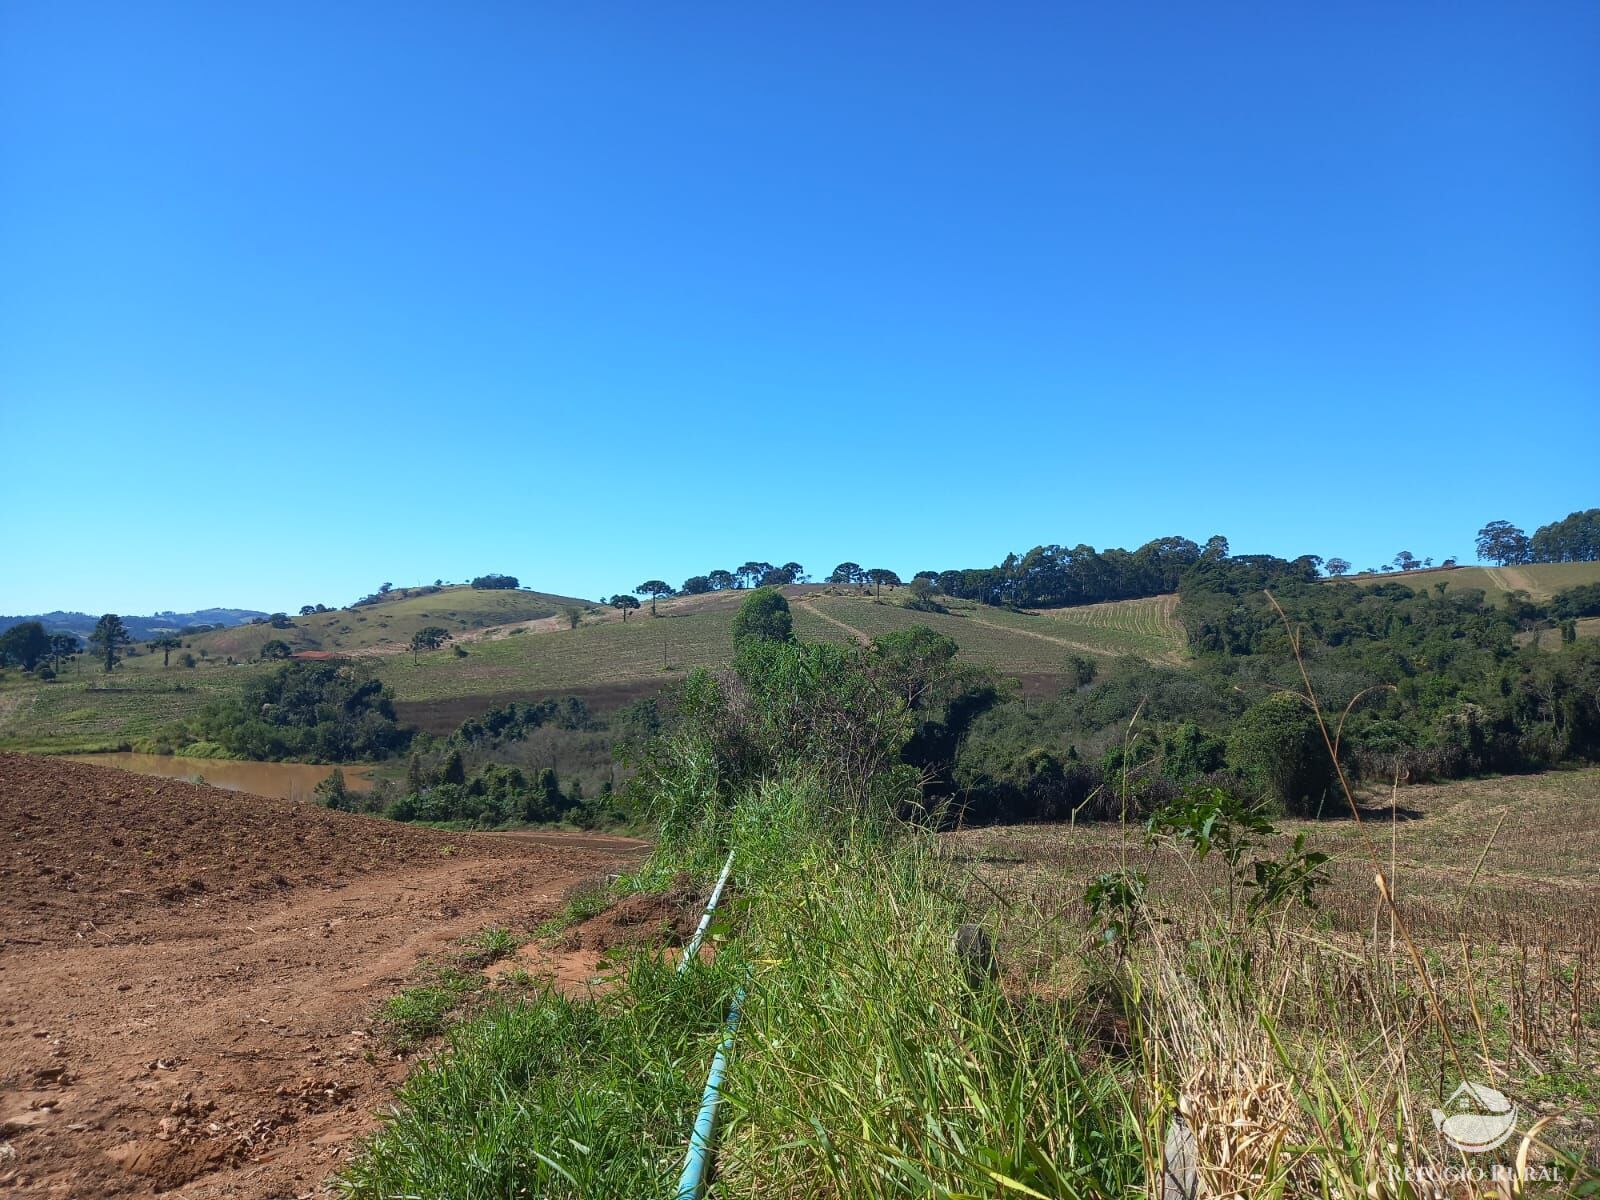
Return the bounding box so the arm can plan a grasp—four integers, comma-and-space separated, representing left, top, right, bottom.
0, 753, 645, 1197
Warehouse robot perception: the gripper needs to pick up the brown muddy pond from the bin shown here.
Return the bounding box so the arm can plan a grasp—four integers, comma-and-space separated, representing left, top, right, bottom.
63, 753, 377, 802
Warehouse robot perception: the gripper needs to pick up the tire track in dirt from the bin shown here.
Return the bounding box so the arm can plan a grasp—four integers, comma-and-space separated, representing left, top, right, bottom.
0, 754, 645, 1199
1487, 566, 1538, 596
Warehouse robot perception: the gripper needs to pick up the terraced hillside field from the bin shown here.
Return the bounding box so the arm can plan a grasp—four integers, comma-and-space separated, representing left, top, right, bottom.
1012, 594, 1185, 662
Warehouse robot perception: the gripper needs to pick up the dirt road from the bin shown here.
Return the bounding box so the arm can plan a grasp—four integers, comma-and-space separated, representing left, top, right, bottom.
0, 754, 646, 1198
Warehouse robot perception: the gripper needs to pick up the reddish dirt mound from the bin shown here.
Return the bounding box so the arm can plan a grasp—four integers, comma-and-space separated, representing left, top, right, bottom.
0, 751, 527, 943
0, 753, 646, 1197
568, 874, 703, 952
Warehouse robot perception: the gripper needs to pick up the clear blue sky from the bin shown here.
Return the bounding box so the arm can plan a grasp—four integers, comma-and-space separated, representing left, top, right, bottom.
3, 2, 1595, 615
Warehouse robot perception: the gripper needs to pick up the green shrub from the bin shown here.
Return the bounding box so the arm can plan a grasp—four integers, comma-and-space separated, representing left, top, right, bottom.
731, 587, 793, 649
1226, 692, 1335, 815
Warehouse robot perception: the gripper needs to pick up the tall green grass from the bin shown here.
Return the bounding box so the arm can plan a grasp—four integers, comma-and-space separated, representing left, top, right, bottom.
342, 781, 1596, 1197
342, 955, 738, 1199
718, 822, 1143, 1198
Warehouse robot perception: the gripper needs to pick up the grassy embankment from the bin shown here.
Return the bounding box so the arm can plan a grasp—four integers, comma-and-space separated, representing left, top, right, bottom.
340, 767, 1600, 1196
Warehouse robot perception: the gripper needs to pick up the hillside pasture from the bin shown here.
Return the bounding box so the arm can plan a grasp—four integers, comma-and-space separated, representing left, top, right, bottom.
0, 669, 261, 754
382, 603, 754, 702
380, 586, 1164, 706
1345, 561, 1600, 602
119, 584, 600, 667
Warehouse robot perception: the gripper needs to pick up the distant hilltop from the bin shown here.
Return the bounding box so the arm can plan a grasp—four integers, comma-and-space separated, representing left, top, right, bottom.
0, 608, 268, 640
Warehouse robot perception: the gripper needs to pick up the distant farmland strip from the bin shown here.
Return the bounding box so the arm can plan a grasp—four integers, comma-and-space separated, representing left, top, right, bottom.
381, 608, 740, 702
0, 587, 1197, 753
797, 600, 871, 644
1346, 562, 1600, 603
965, 594, 1186, 663
0, 671, 258, 754
806, 598, 1171, 681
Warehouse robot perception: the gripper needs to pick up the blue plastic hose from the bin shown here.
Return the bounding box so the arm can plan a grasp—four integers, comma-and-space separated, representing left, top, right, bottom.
675, 988, 745, 1200
677, 849, 735, 974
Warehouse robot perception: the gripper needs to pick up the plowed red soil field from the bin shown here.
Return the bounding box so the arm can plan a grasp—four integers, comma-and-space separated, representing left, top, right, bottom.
0, 753, 646, 1197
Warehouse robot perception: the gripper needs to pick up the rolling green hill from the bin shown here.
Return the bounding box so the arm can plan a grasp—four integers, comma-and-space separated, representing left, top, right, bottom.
374, 586, 1182, 714
8, 564, 1595, 755
114, 584, 601, 668
6, 584, 1178, 751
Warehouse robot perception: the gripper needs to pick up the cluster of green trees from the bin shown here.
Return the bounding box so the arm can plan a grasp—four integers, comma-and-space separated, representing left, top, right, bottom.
1476, 510, 1600, 566
409, 626, 451, 659
920, 535, 1221, 609
1176, 557, 1600, 781
313, 758, 589, 825
449, 697, 598, 746
641, 585, 1370, 856
1551, 583, 1600, 620
1361, 550, 1457, 573
672, 562, 807, 597
247, 612, 297, 628
778, 509, 1600, 620
366, 698, 616, 828
191, 661, 407, 761
823, 563, 904, 592
631, 563, 919, 611
0, 622, 82, 676
470, 574, 520, 589
953, 559, 1600, 822
350, 581, 448, 607
384, 757, 606, 826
